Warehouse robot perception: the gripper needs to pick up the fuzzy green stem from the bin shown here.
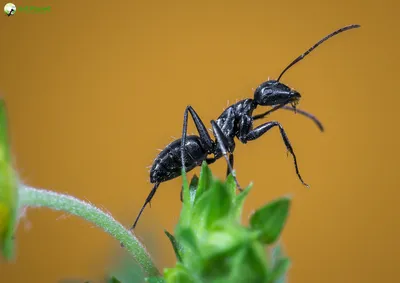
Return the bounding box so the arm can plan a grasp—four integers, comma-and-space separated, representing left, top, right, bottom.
18, 185, 161, 277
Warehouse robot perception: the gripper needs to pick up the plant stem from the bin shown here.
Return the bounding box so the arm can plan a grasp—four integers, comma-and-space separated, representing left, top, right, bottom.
18, 185, 161, 277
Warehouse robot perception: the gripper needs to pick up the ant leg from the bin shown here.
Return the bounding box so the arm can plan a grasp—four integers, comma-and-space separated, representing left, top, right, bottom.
242, 121, 309, 187
130, 183, 160, 230
253, 105, 324, 132
211, 120, 243, 191
252, 104, 284, 120
226, 154, 234, 177
180, 157, 216, 203
280, 106, 324, 131
181, 106, 214, 181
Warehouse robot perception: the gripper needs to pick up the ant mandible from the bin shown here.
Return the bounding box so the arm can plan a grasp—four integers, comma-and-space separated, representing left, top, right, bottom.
131, 24, 360, 230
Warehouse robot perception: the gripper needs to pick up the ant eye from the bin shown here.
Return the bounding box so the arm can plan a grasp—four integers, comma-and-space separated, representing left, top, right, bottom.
261, 87, 272, 95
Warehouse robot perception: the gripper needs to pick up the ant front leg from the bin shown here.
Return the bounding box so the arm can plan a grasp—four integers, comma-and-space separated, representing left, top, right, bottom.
240, 119, 309, 187
253, 105, 324, 132
280, 106, 324, 131
210, 120, 243, 191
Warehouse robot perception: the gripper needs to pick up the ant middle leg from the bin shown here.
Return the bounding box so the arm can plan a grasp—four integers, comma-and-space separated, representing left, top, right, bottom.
211, 120, 243, 191
241, 120, 309, 187
226, 154, 234, 178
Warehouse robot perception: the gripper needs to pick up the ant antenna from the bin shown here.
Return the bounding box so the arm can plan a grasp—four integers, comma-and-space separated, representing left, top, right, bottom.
277, 24, 360, 82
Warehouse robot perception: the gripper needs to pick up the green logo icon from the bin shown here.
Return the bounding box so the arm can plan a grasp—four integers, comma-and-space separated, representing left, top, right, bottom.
4, 3, 16, 16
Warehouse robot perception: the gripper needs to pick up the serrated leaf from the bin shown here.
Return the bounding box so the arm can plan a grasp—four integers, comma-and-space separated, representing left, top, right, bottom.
249, 197, 291, 244
164, 230, 183, 262
234, 183, 253, 222
194, 161, 212, 203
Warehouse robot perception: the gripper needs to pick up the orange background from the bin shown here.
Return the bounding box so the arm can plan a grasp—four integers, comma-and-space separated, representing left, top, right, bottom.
1, 0, 399, 282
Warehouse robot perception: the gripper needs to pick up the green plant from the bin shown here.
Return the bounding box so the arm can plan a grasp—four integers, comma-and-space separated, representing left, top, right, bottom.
0, 98, 293, 283
146, 163, 291, 283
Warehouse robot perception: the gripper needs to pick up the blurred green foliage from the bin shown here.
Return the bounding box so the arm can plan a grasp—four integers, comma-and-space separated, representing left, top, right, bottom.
0, 100, 18, 260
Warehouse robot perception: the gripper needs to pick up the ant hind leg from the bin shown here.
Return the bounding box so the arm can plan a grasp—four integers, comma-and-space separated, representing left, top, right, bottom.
130, 182, 160, 230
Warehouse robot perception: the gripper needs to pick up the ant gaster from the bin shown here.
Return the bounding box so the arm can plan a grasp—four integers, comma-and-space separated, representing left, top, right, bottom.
131, 24, 360, 230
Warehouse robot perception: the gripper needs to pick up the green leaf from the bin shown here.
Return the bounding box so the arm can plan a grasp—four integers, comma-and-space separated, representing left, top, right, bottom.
249, 197, 291, 244
194, 161, 212, 203
268, 257, 291, 283
175, 227, 203, 269
179, 167, 192, 227
234, 183, 253, 222
181, 174, 199, 206
192, 180, 232, 229
206, 180, 233, 227
224, 174, 237, 204
201, 224, 247, 259
228, 242, 269, 283
164, 263, 195, 283
146, 277, 166, 283
177, 228, 199, 254
164, 230, 183, 262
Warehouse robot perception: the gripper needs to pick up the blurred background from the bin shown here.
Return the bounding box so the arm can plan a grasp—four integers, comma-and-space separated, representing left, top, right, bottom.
1, 0, 399, 282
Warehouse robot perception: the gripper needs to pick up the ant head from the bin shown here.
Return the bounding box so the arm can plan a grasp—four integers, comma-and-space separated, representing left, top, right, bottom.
253, 24, 360, 107
254, 80, 300, 107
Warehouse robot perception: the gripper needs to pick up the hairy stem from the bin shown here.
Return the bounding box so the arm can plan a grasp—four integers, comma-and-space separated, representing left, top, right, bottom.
18, 185, 160, 277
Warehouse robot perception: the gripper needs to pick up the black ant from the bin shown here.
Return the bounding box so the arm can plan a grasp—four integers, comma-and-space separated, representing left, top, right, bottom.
130, 24, 360, 230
